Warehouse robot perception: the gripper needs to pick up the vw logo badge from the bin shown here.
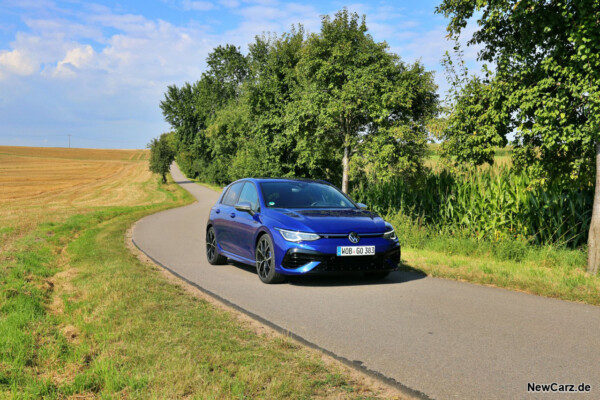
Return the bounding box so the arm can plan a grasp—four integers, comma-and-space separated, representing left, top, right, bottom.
348, 232, 360, 244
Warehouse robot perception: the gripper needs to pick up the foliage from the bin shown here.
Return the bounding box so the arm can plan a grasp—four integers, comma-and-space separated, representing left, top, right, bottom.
148, 132, 176, 183
391, 211, 599, 304
231, 28, 309, 181
436, 0, 600, 273
436, 0, 600, 187
352, 166, 593, 248
159, 9, 438, 189
439, 43, 509, 166
292, 9, 438, 191
160, 45, 250, 180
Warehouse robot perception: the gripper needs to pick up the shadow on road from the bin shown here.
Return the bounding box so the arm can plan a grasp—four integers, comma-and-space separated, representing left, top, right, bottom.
227, 260, 427, 287
173, 179, 195, 185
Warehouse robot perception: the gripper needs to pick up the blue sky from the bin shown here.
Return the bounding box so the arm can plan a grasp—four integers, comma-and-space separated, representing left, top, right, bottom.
0, 0, 482, 149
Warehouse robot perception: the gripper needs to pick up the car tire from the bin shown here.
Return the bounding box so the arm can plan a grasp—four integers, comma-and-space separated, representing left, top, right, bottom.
255, 234, 284, 284
364, 271, 390, 280
206, 226, 227, 265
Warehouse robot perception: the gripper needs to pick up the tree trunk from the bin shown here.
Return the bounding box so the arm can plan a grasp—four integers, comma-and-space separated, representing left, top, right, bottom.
342, 144, 349, 193
588, 142, 600, 274
162, 172, 167, 184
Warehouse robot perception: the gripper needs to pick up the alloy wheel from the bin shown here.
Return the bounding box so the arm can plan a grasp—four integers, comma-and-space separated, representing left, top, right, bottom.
206, 228, 216, 261
256, 237, 272, 280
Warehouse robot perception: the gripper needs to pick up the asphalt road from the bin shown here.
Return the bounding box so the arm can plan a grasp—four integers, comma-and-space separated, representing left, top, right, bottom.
132, 164, 600, 399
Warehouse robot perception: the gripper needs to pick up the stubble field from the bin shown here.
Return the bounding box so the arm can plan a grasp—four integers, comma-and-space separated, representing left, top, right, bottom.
0, 147, 162, 247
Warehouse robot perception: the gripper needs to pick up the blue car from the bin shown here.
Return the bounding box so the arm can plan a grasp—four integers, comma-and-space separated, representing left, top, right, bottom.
205, 178, 401, 284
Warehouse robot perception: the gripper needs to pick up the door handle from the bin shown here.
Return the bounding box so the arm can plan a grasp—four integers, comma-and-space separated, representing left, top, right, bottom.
230, 213, 236, 218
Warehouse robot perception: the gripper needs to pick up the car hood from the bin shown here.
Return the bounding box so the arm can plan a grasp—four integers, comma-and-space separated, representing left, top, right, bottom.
267, 208, 386, 234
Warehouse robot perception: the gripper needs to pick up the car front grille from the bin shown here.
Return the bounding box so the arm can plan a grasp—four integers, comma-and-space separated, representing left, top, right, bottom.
282, 246, 400, 272
281, 251, 330, 269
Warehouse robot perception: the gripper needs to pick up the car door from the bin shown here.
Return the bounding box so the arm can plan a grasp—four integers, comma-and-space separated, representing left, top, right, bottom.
228, 182, 261, 260
213, 182, 244, 254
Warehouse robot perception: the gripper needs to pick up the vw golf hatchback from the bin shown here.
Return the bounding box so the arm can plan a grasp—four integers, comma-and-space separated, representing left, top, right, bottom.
206, 178, 401, 283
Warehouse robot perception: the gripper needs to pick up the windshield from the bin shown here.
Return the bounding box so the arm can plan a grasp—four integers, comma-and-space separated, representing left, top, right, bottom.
260, 181, 356, 209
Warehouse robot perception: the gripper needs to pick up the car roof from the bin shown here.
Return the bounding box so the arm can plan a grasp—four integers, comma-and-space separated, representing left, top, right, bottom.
233, 177, 333, 186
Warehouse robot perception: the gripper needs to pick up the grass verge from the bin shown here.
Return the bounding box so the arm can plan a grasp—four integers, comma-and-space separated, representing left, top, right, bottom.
388, 211, 600, 305
0, 175, 396, 399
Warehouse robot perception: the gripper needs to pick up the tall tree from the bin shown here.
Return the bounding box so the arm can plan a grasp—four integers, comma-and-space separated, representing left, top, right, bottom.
148, 133, 176, 184
437, 0, 600, 273
294, 9, 438, 192
439, 43, 509, 166
239, 29, 313, 179
160, 45, 249, 180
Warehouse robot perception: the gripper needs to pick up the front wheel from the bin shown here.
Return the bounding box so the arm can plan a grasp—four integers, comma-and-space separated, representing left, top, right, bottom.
206, 226, 227, 265
256, 234, 284, 284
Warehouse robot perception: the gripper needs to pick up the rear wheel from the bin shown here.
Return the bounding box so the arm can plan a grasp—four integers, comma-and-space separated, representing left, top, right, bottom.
256, 234, 284, 284
206, 226, 227, 265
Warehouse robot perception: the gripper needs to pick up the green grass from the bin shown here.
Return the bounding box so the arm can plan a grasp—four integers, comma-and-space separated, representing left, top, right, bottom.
0, 176, 388, 399
388, 211, 600, 305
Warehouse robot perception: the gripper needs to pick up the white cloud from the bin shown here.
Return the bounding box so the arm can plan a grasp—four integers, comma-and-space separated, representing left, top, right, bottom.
24, 18, 105, 42
51, 45, 94, 77
393, 23, 482, 67
0, 49, 37, 78
221, 2, 321, 45
4, 0, 56, 10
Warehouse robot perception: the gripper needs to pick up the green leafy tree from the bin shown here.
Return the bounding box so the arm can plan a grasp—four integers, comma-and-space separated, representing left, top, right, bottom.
436, 0, 600, 273
293, 9, 438, 192
160, 45, 249, 180
148, 133, 176, 184
235, 29, 310, 180
439, 43, 509, 165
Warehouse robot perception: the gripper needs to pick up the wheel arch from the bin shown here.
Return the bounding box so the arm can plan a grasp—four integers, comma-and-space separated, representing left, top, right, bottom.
254, 228, 272, 250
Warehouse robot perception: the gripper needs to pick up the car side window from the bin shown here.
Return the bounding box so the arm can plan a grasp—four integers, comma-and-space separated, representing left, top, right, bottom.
238, 182, 260, 211
221, 182, 244, 206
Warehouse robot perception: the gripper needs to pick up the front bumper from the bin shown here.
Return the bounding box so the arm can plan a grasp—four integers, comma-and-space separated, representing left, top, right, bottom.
278, 245, 401, 275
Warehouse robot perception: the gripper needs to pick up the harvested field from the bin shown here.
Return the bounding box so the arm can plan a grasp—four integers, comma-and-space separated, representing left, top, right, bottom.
0, 146, 165, 250
0, 146, 148, 161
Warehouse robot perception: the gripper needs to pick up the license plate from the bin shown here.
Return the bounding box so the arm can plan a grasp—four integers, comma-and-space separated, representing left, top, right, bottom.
337, 246, 375, 256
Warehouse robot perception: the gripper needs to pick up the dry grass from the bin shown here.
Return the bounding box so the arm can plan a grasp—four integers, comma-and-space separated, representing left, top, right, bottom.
0, 146, 165, 251
0, 146, 148, 161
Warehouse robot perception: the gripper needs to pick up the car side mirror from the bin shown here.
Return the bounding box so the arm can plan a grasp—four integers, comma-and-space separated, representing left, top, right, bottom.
235, 201, 254, 215
356, 202, 368, 210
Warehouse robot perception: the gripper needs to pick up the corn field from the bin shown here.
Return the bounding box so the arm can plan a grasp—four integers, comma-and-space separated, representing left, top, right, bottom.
352, 167, 593, 248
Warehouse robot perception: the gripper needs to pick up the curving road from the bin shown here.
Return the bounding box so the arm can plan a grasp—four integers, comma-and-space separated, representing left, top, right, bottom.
132, 164, 600, 400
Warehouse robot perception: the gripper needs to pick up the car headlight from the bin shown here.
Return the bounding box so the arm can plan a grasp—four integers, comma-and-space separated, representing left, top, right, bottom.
383, 229, 397, 240
275, 228, 320, 242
